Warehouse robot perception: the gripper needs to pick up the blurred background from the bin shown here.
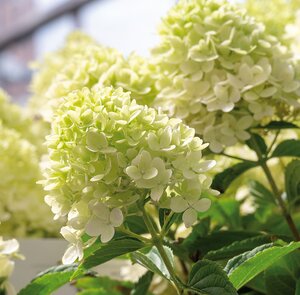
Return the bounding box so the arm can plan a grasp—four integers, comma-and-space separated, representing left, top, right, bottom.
0, 0, 175, 105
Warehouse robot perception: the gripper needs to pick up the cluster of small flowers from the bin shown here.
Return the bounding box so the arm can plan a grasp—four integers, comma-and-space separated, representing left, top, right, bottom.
150, 0, 300, 152
41, 87, 217, 264
0, 237, 23, 295
0, 90, 60, 237
245, 0, 300, 55
29, 32, 157, 122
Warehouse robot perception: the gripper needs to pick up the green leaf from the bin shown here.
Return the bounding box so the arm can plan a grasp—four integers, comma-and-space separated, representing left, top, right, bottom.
249, 180, 274, 204
180, 230, 260, 260
271, 140, 300, 158
130, 271, 154, 295
285, 160, 300, 205
255, 121, 299, 130
246, 133, 268, 155
212, 162, 257, 193
265, 251, 300, 295
81, 238, 145, 270
125, 216, 148, 234
18, 264, 84, 295
225, 241, 300, 290
249, 180, 276, 223
296, 279, 300, 295
76, 276, 132, 295
187, 260, 237, 295
131, 246, 174, 281
204, 235, 276, 261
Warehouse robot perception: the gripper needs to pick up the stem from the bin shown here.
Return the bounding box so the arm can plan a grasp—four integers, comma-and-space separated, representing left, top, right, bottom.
139, 203, 184, 294
250, 136, 300, 241
118, 227, 151, 244
220, 152, 255, 163
266, 130, 280, 156
160, 212, 175, 237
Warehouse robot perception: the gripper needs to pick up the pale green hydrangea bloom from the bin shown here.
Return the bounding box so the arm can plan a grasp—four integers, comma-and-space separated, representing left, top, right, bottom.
0, 90, 60, 237
244, 0, 300, 51
29, 32, 157, 121
0, 237, 23, 295
42, 87, 217, 264
151, 0, 300, 152
0, 89, 46, 151
0, 124, 61, 237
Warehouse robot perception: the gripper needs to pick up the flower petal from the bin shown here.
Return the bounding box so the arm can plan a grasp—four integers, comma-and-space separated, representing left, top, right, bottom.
193, 198, 212, 212
100, 224, 115, 243
110, 208, 124, 227
170, 197, 189, 213
183, 208, 197, 227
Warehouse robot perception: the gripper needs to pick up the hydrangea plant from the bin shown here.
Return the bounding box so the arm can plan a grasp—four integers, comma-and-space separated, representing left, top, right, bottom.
17, 0, 300, 294
151, 0, 300, 152
41, 86, 217, 266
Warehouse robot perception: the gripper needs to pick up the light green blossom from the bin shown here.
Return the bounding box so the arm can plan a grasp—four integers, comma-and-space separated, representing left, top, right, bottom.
0, 90, 60, 237
151, 0, 300, 152
42, 87, 216, 261
244, 0, 299, 50
29, 32, 157, 121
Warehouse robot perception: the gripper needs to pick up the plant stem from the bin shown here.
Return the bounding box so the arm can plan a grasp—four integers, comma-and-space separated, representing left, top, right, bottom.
139, 203, 184, 294
118, 226, 151, 244
250, 136, 300, 241
160, 212, 175, 237
220, 152, 255, 162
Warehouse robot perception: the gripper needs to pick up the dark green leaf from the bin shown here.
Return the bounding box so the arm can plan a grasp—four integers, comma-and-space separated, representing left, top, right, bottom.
249, 180, 276, 223
225, 241, 300, 290
81, 238, 145, 270
131, 271, 154, 295
180, 230, 260, 260
285, 160, 300, 205
271, 140, 300, 158
131, 246, 174, 281
187, 260, 237, 295
296, 279, 300, 295
212, 162, 257, 193
18, 264, 83, 295
125, 216, 148, 234
246, 133, 268, 155
204, 235, 276, 261
246, 273, 267, 294
76, 276, 132, 295
265, 251, 300, 295
249, 180, 274, 204
255, 121, 299, 130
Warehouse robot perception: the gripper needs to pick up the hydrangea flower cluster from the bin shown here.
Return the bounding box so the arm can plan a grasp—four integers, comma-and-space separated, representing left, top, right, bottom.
42, 87, 217, 264
0, 90, 60, 237
150, 0, 300, 152
0, 237, 23, 295
29, 32, 156, 121
245, 0, 300, 52
0, 89, 45, 150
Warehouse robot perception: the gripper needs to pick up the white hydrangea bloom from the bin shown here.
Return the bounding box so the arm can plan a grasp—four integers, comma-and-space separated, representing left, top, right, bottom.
151, 0, 300, 152
0, 90, 61, 238
29, 32, 157, 122
42, 87, 216, 263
